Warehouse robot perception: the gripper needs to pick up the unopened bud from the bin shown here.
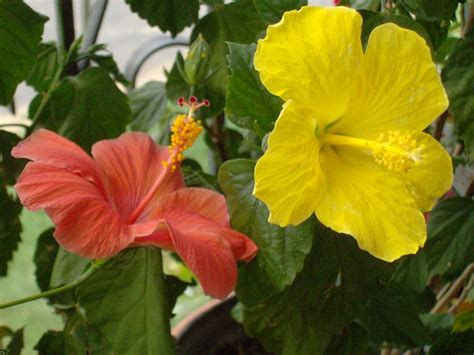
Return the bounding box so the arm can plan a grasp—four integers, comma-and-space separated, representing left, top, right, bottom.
184, 34, 211, 86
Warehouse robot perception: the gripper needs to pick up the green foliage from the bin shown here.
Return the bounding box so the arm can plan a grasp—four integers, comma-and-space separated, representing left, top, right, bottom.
399, 0, 461, 22
182, 159, 220, 191
0, 130, 21, 185
33, 67, 130, 151
429, 329, 474, 354
242, 225, 393, 353
0, 186, 22, 277
191, 1, 266, 100
361, 283, 432, 347
129, 81, 169, 135
124, 0, 199, 37
34, 331, 64, 355
218, 159, 316, 306
225, 43, 283, 134
0, 0, 47, 105
26, 42, 61, 92
454, 309, 474, 332
359, 10, 433, 49
254, 0, 307, 24
442, 28, 474, 159
33, 228, 58, 292
425, 197, 474, 279
76, 248, 186, 354
6, 328, 23, 355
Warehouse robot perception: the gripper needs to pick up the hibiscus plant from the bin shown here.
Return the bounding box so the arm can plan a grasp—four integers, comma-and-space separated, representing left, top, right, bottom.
0, 0, 473, 354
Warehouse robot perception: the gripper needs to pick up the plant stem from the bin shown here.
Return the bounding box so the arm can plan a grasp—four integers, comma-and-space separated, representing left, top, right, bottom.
0, 262, 101, 310
29, 63, 64, 132
431, 263, 474, 314
154, 249, 176, 354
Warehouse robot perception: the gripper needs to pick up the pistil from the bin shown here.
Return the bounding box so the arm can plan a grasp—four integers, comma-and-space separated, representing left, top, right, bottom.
127, 96, 209, 224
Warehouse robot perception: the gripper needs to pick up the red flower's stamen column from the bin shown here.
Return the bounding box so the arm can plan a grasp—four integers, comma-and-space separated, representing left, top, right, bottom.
127, 97, 210, 224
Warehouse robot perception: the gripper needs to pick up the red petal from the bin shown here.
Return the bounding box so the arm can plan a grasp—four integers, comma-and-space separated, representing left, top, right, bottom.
140, 188, 258, 298
15, 162, 136, 258
11, 129, 105, 195
164, 214, 238, 299
149, 187, 230, 226
91, 132, 184, 221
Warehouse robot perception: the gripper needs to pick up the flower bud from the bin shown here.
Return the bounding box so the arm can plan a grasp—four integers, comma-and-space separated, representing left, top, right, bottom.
184, 34, 211, 86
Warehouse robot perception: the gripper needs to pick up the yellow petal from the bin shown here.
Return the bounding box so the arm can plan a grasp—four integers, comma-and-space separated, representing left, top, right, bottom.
337, 23, 448, 139
401, 131, 453, 212
254, 6, 363, 124
254, 100, 326, 227
316, 146, 426, 262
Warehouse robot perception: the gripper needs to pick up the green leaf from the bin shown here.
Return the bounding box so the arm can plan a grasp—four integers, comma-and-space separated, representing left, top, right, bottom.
124, 0, 199, 37
35, 67, 130, 151
361, 283, 432, 347
6, 328, 23, 355
33, 227, 59, 292
442, 28, 474, 158
0, 0, 47, 104
424, 197, 474, 279
191, 1, 266, 99
399, 0, 460, 21
0, 130, 21, 185
0, 185, 22, 277
83, 45, 129, 85
359, 10, 433, 49
254, 0, 307, 24
26, 42, 61, 92
129, 81, 168, 135
225, 43, 283, 134
429, 329, 474, 354
34, 331, 64, 355
392, 252, 428, 294
182, 159, 220, 192
50, 247, 89, 288
454, 309, 474, 332
63, 311, 113, 354
243, 225, 393, 354
218, 159, 316, 306
76, 247, 182, 354
420, 313, 454, 339
324, 322, 369, 355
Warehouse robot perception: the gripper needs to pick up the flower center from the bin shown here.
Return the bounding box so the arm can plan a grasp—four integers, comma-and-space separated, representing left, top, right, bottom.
127, 96, 209, 224
321, 130, 423, 173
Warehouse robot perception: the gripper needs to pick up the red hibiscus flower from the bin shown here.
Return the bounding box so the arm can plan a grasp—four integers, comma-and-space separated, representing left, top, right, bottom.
12, 129, 257, 299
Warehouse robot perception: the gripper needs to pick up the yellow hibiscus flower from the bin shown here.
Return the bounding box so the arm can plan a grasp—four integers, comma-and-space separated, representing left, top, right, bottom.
253, 6, 453, 261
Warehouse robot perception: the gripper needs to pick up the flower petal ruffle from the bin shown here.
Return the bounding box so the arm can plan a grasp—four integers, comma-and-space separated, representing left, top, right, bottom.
338, 23, 448, 139
254, 6, 363, 124
15, 162, 135, 258
254, 100, 326, 227
400, 131, 453, 212
315, 146, 426, 262
142, 188, 258, 298
11, 129, 105, 194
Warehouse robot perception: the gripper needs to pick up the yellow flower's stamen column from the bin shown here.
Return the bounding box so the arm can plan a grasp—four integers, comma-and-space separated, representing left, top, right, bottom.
127, 96, 209, 224
322, 130, 422, 172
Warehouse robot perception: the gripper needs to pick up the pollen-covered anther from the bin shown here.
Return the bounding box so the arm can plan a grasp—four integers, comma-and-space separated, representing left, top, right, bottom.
373, 130, 419, 172
164, 113, 203, 172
